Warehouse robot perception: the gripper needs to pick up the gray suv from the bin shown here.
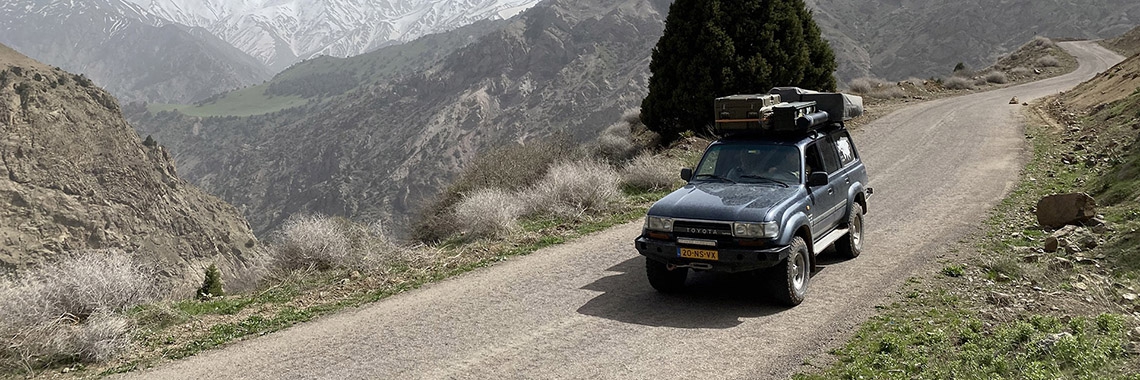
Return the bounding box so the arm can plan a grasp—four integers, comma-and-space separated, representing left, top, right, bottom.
634, 87, 872, 306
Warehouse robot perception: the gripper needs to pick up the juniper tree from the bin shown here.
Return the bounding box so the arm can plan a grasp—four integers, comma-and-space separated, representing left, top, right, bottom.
640, 0, 837, 142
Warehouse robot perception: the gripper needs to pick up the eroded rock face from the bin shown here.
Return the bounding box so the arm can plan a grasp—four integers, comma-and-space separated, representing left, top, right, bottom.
0, 44, 260, 291
1036, 193, 1097, 229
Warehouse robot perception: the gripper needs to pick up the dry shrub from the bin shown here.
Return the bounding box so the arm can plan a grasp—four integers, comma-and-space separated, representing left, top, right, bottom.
413, 137, 578, 242
943, 76, 974, 90
847, 77, 885, 94
1033, 36, 1056, 49
529, 159, 621, 218
1010, 66, 1033, 76
984, 71, 1009, 84
621, 154, 680, 191
591, 121, 639, 164
0, 250, 159, 323
269, 214, 351, 271
1036, 55, 1060, 67
453, 188, 525, 239
0, 251, 156, 371
339, 220, 409, 271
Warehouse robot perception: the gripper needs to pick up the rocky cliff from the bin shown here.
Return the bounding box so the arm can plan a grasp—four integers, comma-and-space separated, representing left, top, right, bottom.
0, 44, 260, 289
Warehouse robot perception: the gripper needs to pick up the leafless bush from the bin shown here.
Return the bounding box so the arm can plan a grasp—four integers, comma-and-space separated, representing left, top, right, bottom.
847, 77, 886, 94
453, 188, 525, 239
528, 159, 621, 218
0, 251, 154, 371
1033, 36, 1056, 49
621, 154, 680, 191
1010, 66, 1033, 76
591, 121, 640, 164
983, 71, 1009, 84
1036, 55, 1060, 67
269, 214, 351, 271
413, 137, 578, 242
69, 311, 131, 363
0, 250, 159, 323
943, 76, 974, 90
336, 220, 402, 272
621, 108, 642, 127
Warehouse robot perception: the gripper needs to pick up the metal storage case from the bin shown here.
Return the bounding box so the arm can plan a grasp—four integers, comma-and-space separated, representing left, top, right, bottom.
713, 87, 863, 134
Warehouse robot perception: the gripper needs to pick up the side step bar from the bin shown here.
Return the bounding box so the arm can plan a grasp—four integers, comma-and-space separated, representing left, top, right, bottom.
812, 227, 849, 254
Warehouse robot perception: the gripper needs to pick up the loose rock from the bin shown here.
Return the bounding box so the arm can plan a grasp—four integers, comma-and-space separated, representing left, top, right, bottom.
1036, 193, 1097, 228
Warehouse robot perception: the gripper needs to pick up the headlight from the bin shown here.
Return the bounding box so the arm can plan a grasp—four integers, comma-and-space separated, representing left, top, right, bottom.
733, 221, 778, 238
645, 216, 674, 232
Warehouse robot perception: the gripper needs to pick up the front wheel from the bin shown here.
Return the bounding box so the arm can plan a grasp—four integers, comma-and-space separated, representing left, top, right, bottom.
770, 236, 810, 306
835, 203, 864, 259
646, 258, 687, 293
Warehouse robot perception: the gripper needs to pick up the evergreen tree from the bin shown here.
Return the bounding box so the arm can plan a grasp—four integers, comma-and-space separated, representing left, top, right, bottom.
197, 264, 224, 300
641, 0, 837, 142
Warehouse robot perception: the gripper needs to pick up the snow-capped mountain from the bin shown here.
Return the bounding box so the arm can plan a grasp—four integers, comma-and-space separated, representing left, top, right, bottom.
0, 0, 272, 103
123, 0, 543, 71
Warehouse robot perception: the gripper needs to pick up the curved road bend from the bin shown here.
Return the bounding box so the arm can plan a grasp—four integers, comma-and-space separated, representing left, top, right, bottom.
120, 41, 1123, 379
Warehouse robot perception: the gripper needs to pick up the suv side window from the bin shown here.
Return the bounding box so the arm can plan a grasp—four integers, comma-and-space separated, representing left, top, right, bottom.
833, 131, 857, 167
813, 137, 841, 173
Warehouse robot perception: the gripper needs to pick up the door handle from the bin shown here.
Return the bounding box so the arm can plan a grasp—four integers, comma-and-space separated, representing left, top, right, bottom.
827, 186, 834, 195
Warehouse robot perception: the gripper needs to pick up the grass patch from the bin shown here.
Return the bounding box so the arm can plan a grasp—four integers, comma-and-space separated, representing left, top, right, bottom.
146, 83, 308, 118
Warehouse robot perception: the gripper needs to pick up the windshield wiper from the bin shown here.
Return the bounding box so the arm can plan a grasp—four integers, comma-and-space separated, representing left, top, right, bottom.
740, 175, 790, 187
694, 173, 736, 183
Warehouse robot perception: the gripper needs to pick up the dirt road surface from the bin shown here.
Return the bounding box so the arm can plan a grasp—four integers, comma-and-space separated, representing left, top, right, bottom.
119, 41, 1123, 379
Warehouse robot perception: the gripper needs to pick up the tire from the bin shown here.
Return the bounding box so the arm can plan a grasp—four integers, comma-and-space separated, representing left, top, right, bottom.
770, 236, 810, 306
835, 203, 864, 259
646, 258, 687, 293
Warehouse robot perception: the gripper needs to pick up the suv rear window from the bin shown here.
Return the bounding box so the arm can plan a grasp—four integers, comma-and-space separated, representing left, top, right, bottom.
833, 131, 857, 167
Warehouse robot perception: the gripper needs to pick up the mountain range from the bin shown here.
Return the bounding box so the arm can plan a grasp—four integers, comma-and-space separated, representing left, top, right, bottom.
128, 0, 671, 236
0, 0, 273, 104
123, 0, 544, 72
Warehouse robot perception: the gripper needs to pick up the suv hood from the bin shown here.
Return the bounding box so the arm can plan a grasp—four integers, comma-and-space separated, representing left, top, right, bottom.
648, 182, 803, 222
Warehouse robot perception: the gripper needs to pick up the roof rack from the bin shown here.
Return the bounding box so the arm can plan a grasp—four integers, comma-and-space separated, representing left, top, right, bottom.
714, 87, 863, 135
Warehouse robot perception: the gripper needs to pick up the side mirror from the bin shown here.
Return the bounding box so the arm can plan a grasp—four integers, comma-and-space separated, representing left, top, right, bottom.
680, 168, 693, 182
807, 172, 829, 187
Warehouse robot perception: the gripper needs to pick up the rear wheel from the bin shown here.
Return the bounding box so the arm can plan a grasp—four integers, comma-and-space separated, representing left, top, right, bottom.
646, 258, 687, 293
835, 203, 864, 259
771, 236, 810, 306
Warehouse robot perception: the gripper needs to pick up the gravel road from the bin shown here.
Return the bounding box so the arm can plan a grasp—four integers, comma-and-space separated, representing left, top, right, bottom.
119, 41, 1123, 380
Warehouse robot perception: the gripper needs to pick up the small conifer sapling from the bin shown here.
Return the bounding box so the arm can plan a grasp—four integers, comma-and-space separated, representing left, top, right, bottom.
197, 264, 224, 300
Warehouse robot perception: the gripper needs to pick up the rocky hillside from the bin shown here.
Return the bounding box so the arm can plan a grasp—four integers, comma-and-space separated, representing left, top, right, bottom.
0, 0, 272, 104
1101, 25, 1140, 57
129, 0, 670, 236
807, 0, 1140, 82
0, 44, 260, 288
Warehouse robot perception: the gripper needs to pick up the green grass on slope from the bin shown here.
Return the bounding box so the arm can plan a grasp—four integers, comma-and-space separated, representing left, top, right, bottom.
146, 83, 307, 117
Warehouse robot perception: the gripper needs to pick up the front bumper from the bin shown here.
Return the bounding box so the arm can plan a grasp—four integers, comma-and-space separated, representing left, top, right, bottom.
634, 236, 791, 273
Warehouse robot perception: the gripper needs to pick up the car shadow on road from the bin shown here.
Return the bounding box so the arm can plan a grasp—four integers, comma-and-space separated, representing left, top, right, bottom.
576, 257, 794, 329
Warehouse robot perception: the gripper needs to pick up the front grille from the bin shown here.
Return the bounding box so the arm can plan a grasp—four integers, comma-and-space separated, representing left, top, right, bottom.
673, 220, 733, 237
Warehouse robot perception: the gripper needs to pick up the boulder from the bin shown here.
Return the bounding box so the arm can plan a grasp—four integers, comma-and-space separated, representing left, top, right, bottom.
1009, 97, 1020, 104
1036, 193, 1097, 228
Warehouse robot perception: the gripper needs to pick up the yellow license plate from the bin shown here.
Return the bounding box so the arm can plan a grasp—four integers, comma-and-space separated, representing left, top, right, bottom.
679, 247, 719, 261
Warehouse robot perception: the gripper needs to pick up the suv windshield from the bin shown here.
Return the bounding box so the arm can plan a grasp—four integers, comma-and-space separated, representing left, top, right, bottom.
693, 143, 801, 185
